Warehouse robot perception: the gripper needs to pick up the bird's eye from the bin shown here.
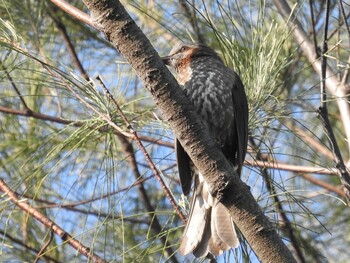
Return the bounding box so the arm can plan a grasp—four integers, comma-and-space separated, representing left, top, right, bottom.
179, 46, 189, 52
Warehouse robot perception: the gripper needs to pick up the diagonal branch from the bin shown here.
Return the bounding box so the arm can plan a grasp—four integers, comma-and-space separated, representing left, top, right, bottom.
48, 6, 90, 80
97, 76, 186, 223
178, 0, 206, 44
97, 77, 180, 261
116, 133, 179, 262
0, 179, 106, 263
1, 64, 31, 111
49, 0, 93, 27
250, 138, 306, 263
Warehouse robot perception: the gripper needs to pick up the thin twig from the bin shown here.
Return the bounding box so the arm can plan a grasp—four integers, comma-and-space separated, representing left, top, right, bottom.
286, 122, 334, 160
48, 8, 90, 80
0, 105, 173, 147
1, 64, 31, 111
337, 0, 350, 39
0, 230, 62, 263
247, 159, 338, 175
250, 138, 306, 263
338, 0, 350, 85
178, 0, 206, 44
34, 230, 54, 263
116, 133, 179, 262
309, 0, 320, 57
300, 173, 345, 197
96, 76, 186, 223
49, 0, 95, 28
317, 0, 350, 203
0, 179, 106, 263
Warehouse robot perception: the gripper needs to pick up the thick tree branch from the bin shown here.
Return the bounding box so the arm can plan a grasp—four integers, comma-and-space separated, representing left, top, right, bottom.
64, 0, 296, 261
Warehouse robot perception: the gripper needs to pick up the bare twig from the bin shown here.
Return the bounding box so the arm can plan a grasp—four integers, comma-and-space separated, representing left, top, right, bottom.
317, 0, 350, 203
337, 0, 350, 40
0, 179, 106, 263
247, 159, 338, 175
48, 7, 90, 80
309, 0, 319, 57
0, 230, 62, 263
97, 75, 186, 223
49, 0, 94, 28
338, 0, 350, 85
116, 133, 179, 262
250, 138, 306, 263
300, 173, 345, 197
1, 64, 31, 111
286, 122, 334, 160
273, 0, 350, 156
178, 0, 206, 44
34, 230, 54, 263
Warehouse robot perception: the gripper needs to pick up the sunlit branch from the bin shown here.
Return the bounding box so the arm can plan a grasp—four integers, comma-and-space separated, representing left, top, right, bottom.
247, 159, 338, 175
49, 0, 94, 28
0, 179, 106, 263
97, 75, 186, 223
250, 138, 306, 263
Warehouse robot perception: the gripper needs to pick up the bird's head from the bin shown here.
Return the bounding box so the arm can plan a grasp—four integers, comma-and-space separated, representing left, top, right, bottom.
161, 43, 222, 72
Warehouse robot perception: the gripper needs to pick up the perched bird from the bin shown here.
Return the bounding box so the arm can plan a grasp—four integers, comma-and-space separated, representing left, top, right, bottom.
162, 43, 248, 258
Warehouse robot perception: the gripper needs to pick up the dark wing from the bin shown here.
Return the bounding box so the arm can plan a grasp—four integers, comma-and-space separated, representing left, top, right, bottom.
231, 71, 248, 175
175, 139, 192, 195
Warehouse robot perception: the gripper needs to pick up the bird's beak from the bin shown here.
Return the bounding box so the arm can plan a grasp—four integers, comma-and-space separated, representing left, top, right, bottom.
161, 55, 172, 66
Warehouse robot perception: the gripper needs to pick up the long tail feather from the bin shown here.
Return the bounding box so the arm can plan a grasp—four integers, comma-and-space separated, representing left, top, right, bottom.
179, 172, 239, 257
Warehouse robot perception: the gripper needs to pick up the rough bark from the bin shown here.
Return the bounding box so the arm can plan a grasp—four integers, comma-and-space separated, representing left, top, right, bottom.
81, 0, 296, 262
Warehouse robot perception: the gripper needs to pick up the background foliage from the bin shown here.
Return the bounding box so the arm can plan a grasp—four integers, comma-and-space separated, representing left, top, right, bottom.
0, 0, 349, 262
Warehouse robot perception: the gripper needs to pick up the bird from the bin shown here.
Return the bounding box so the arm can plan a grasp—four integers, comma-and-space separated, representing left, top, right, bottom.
161, 43, 248, 258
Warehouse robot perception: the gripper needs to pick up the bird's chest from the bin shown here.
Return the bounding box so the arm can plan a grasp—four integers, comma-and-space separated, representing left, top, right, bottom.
177, 64, 193, 86
182, 69, 233, 141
